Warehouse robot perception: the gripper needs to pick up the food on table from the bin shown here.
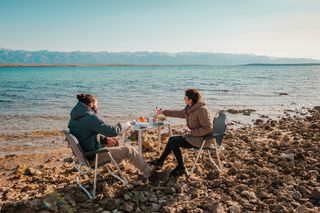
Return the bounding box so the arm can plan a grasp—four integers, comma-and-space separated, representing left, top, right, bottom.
139, 116, 146, 122
154, 113, 166, 123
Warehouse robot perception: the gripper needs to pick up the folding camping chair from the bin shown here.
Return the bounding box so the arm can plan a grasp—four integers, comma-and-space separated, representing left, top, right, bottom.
63, 130, 128, 199
187, 111, 227, 175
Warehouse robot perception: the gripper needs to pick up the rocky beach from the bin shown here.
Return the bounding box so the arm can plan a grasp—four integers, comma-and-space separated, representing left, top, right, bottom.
0, 106, 319, 212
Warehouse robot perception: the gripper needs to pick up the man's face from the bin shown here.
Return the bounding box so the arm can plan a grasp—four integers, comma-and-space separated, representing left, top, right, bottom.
90, 100, 99, 114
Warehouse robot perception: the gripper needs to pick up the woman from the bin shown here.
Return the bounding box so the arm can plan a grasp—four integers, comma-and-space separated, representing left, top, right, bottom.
151, 89, 213, 176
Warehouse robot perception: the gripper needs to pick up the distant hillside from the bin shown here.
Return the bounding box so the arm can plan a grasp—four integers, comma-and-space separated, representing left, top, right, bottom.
1, 48, 319, 65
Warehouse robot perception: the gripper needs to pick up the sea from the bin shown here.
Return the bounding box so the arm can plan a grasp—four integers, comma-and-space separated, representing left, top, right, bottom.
0, 65, 320, 155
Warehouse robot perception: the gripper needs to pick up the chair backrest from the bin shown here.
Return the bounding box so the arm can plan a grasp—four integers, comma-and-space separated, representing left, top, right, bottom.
213, 111, 227, 145
63, 130, 90, 167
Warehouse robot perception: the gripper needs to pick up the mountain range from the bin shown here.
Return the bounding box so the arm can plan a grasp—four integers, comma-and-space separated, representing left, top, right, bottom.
1, 48, 319, 65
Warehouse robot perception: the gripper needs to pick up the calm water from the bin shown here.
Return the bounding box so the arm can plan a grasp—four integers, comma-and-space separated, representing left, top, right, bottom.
1, 65, 320, 137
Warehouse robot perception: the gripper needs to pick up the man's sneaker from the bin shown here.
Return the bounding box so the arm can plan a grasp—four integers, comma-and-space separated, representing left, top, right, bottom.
149, 159, 164, 168
170, 167, 187, 177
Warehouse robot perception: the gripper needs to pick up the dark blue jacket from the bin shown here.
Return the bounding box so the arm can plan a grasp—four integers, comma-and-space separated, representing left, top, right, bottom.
68, 102, 122, 159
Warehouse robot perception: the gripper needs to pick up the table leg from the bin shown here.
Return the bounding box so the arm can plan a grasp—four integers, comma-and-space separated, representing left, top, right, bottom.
168, 124, 172, 137
158, 126, 161, 152
120, 131, 126, 146
138, 130, 142, 155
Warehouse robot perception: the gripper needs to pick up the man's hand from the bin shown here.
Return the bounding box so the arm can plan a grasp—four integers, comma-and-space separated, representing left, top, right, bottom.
104, 137, 118, 147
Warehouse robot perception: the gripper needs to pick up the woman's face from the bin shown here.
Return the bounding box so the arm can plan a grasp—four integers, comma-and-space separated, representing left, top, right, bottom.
184, 96, 193, 106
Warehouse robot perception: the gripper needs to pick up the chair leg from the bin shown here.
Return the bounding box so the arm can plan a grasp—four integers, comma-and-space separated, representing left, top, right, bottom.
208, 150, 221, 172
215, 142, 223, 171
107, 152, 128, 185
74, 162, 93, 199
190, 150, 203, 175
93, 154, 99, 198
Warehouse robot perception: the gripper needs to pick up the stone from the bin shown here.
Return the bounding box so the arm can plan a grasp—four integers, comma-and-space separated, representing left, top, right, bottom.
15, 164, 26, 175
280, 153, 294, 160
273, 204, 288, 212
310, 187, 320, 201
296, 205, 316, 213
292, 191, 302, 200
206, 170, 220, 179
236, 184, 249, 192
279, 92, 288, 96
119, 202, 135, 212
241, 191, 257, 200
24, 167, 37, 176
229, 205, 241, 213
165, 187, 176, 194
123, 192, 131, 201
105, 198, 122, 211
150, 203, 161, 212
148, 194, 158, 203
228, 166, 238, 175
63, 157, 73, 163
137, 191, 148, 203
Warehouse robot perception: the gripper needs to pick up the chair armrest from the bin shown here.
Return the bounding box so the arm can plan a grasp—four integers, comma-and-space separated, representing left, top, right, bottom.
84, 147, 110, 157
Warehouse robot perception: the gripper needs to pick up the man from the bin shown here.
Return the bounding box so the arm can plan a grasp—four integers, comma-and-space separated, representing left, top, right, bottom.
68, 93, 159, 182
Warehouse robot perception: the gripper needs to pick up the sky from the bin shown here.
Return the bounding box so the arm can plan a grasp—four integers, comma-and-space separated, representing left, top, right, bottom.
0, 0, 320, 59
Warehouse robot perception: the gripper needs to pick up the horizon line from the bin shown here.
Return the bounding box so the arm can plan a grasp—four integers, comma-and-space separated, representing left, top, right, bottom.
1, 63, 320, 67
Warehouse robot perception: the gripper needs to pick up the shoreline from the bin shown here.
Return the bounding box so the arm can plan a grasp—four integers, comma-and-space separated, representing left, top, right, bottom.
0, 106, 313, 157
0, 106, 319, 212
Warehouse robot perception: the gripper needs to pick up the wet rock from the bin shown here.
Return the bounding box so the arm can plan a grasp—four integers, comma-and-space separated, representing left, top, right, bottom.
236, 184, 249, 192
150, 203, 161, 212
123, 192, 131, 201
279, 93, 288, 96
119, 202, 135, 212
165, 187, 176, 194
292, 191, 302, 200
63, 157, 73, 163
104, 198, 122, 210
310, 187, 320, 201
206, 170, 220, 179
254, 119, 264, 126
24, 167, 41, 176
137, 191, 148, 202
228, 166, 238, 176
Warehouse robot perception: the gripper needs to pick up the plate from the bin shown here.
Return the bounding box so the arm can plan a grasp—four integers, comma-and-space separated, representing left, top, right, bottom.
135, 122, 149, 128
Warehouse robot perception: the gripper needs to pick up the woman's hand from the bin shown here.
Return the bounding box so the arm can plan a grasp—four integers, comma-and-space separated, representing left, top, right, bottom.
156, 109, 163, 114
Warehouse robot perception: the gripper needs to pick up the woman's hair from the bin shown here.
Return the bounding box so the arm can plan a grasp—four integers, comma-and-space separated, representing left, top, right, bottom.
185, 88, 202, 104
77, 93, 96, 105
